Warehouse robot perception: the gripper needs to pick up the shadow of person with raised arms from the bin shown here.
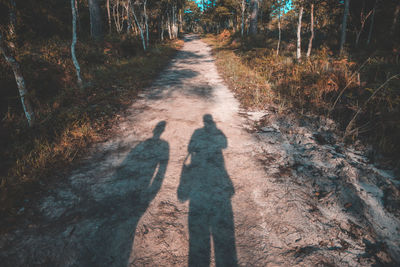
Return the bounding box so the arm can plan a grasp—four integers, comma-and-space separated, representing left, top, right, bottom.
178, 114, 238, 267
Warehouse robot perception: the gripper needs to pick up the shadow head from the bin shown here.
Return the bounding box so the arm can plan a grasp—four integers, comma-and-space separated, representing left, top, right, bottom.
203, 114, 216, 128
153, 121, 166, 138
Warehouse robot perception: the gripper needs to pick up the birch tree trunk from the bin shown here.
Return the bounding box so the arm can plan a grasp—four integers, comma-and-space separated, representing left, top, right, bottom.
179, 8, 183, 36
249, 0, 259, 35
130, 1, 146, 51
296, 6, 304, 61
0, 1, 35, 126
0, 38, 35, 126
241, 0, 246, 37
88, 0, 103, 40
276, 6, 281, 56
339, 0, 350, 55
306, 3, 314, 58
167, 11, 172, 39
144, 0, 149, 47
172, 4, 178, 39
107, 0, 112, 33
70, 0, 83, 87
161, 15, 164, 41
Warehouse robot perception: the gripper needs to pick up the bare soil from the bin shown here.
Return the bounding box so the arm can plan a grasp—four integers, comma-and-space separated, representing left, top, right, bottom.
0, 34, 399, 266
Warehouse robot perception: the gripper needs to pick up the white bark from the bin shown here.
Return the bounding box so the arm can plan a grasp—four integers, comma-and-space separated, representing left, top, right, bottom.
296, 6, 304, 61
144, 0, 149, 47
0, 40, 35, 126
1, 0, 35, 126
172, 4, 178, 38
71, 0, 83, 87
130, 1, 146, 51
276, 6, 281, 56
167, 10, 172, 39
113, 0, 123, 33
241, 0, 246, 37
340, 0, 350, 55
306, 4, 314, 58
161, 15, 164, 41
107, 0, 111, 33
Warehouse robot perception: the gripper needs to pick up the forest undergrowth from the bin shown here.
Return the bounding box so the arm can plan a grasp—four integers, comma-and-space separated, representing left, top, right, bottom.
204, 31, 400, 169
0, 36, 183, 215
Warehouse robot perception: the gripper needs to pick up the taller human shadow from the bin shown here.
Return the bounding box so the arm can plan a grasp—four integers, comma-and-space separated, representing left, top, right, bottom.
178, 114, 238, 267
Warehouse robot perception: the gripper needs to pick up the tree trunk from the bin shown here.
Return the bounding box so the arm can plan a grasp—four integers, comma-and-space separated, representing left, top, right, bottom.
144, 0, 149, 47
107, 0, 111, 33
70, 0, 83, 87
367, 4, 375, 45
130, 1, 146, 51
161, 15, 164, 41
178, 8, 183, 36
306, 4, 314, 58
0, 38, 35, 126
125, 2, 132, 33
296, 6, 304, 61
276, 6, 281, 56
88, 0, 103, 40
172, 4, 178, 38
339, 0, 350, 55
249, 0, 258, 35
241, 0, 246, 37
167, 11, 172, 39
391, 3, 400, 35
1, 1, 35, 126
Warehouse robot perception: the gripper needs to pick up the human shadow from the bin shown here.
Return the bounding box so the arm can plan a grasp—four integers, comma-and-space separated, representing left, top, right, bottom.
81, 121, 169, 266
178, 114, 238, 267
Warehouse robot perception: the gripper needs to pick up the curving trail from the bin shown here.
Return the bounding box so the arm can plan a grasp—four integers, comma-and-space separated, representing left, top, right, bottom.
1, 34, 399, 266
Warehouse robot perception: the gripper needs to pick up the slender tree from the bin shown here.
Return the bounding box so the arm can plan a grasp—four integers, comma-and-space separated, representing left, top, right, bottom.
130, 0, 146, 51
339, 0, 350, 54
71, 0, 83, 87
296, 5, 304, 61
241, 0, 246, 36
354, 1, 374, 47
249, 0, 259, 35
367, 0, 377, 45
276, 2, 282, 56
0, 0, 35, 126
144, 0, 149, 47
88, 0, 103, 40
306, 3, 314, 58
107, 0, 112, 33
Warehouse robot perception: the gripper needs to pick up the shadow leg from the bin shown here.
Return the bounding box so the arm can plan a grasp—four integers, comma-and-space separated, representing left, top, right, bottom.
212, 200, 238, 267
188, 204, 211, 267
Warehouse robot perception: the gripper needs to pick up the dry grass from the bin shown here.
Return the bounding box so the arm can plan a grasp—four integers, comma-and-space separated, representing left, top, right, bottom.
204, 32, 400, 163
0, 36, 183, 213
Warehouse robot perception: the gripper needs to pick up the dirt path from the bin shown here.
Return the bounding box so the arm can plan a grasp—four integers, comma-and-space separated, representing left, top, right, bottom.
1, 34, 399, 266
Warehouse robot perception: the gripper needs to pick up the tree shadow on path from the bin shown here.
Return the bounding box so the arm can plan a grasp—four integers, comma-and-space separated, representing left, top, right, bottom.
178, 114, 238, 267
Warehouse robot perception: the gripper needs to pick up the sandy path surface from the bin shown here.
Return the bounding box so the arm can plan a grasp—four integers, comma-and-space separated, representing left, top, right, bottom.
1, 34, 399, 266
